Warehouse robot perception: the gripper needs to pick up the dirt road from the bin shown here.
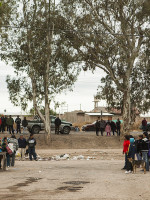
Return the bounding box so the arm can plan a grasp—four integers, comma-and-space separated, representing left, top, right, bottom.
0, 149, 150, 200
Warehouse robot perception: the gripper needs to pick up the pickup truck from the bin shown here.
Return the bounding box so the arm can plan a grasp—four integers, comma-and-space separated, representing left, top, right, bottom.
27, 115, 74, 134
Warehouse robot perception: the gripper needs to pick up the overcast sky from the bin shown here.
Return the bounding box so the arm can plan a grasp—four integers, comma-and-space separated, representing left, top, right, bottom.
0, 61, 107, 114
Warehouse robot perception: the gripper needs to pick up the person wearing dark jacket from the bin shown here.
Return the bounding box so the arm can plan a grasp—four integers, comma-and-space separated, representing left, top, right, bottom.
135, 135, 143, 160
116, 118, 121, 136
141, 132, 149, 171
27, 134, 37, 161
95, 117, 100, 136
110, 121, 116, 136
15, 116, 21, 134
22, 117, 28, 134
54, 117, 61, 134
18, 135, 27, 160
1, 115, 5, 133
125, 138, 136, 174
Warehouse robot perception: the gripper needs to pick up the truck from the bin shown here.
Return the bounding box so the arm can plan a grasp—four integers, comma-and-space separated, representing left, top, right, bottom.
27, 115, 74, 134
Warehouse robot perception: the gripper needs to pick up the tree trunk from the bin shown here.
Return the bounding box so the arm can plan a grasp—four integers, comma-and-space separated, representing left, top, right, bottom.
122, 88, 131, 135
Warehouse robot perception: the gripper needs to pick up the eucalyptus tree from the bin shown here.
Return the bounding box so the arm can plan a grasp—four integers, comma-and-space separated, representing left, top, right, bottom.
5, 0, 80, 137
59, 0, 150, 134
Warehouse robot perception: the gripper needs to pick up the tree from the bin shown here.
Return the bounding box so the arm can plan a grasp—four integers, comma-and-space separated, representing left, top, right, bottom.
0, 0, 17, 56
59, 0, 150, 134
5, 0, 80, 138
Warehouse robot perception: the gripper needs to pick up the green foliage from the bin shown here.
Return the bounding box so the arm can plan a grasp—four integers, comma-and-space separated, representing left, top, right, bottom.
4, 0, 80, 111
59, 0, 150, 124
29, 107, 57, 116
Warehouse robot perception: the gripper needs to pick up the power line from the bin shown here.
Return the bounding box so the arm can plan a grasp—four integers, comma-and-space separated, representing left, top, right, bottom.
0, 24, 149, 38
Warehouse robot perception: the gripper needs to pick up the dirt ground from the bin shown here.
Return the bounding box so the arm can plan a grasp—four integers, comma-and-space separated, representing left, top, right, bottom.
1, 131, 149, 200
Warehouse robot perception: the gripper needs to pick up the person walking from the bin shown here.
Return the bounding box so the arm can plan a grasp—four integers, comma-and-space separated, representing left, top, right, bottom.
27, 134, 37, 161
15, 116, 21, 134
8, 135, 19, 167
6, 115, 14, 134
18, 134, 27, 160
54, 117, 61, 134
99, 119, 106, 136
116, 118, 121, 136
95, 117, 100, 136
22, 117, 28, 134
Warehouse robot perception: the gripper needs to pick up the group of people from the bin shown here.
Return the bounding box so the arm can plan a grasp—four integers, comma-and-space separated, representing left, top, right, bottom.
123, 132, 150, 174
0, 133, 37, 169
0, 115, 28, 134
95, 118, 121, 136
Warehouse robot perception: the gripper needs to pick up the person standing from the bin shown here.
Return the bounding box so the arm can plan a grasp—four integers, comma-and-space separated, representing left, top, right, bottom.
105, 123, 111, 136
18, 134, 27, 160
110, 120, 116, 136
6, 115, 14, 134
22, 117, 28, 134
0, 117, 2, 133
122, 135, 130, 170
116, 118, 121, 136
27, 134, 37, 161
142, 118, 147, 131
99, 119, 106, 136
54, 117, 61, 134
1, 115, 5, 133
15, 116, 21, 134
95, 117, 100, 136
8, 135, 19, 167
141, 132, 149, 171
125, 137, 136, 174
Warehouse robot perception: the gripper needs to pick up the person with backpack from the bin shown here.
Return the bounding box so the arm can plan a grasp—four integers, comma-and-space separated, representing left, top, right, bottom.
15, 116, 21, 134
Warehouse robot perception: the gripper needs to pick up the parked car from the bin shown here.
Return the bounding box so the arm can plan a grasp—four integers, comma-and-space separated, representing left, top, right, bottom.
82, 121, 97, 131
27, 115, 74, 134
139, 122, 150, 131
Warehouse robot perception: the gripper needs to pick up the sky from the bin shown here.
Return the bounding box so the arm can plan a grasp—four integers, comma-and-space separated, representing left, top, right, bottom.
0, 61, 107, 114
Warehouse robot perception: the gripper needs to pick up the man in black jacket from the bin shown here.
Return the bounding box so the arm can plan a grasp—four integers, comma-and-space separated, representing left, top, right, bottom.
27, 134, 37, 161
15, 116, 21, 134
95, 117, 100, 136
18, 134, 27, 160
55, 117, 61, 134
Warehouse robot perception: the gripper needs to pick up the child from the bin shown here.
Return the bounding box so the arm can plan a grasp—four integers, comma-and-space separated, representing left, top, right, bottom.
125, 137, 136, 174
105, 123, 111, 136
122, 135, 130, 170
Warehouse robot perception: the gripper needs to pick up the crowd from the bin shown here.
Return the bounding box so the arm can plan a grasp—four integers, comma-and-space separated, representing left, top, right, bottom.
0, 133, 37, 170
122, 132, 150, 174
95, 117, 121, 136
0, 115, 28, 134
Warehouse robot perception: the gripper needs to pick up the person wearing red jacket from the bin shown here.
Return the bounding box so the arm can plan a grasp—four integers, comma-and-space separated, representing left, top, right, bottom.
122, 135, 130, 170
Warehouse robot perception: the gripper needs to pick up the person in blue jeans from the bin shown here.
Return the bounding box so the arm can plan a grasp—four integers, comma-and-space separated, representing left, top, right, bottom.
141, 132, 149, 171
27, 134, 37, 161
